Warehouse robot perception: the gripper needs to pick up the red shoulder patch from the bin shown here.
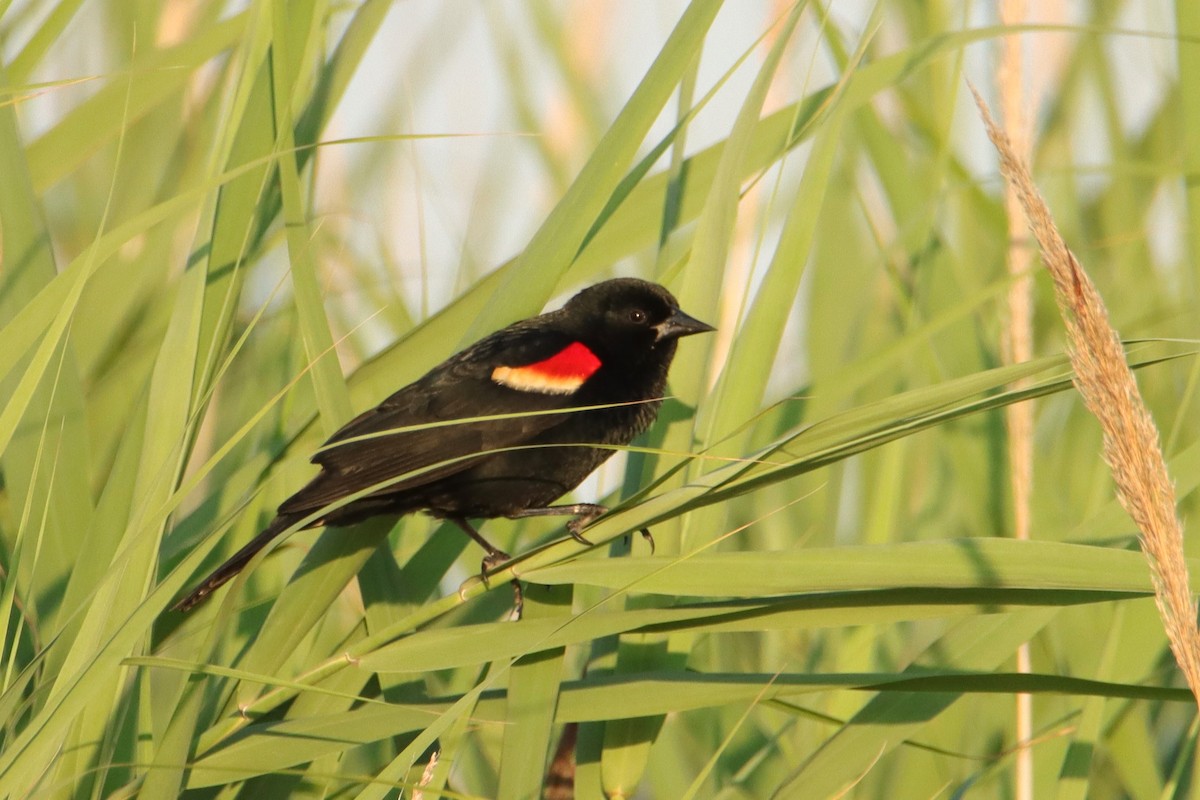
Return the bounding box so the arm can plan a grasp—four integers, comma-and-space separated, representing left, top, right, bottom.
492, 341, 601, 394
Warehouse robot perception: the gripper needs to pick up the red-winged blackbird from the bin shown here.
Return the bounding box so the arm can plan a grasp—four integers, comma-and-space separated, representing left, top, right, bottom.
173, 278, 713, 612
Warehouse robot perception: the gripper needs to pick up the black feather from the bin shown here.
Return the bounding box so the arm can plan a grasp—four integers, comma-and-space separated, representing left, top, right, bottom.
173, 278, 712, 612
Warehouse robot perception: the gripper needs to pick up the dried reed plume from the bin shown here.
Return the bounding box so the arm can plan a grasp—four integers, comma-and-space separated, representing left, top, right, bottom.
971, 85, 1200, 706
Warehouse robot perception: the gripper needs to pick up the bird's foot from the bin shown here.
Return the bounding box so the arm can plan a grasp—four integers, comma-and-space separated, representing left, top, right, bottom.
479, 549, 510, 579
506, 503, 609, 547
565, 516, 595, 545
567, 510, 653, 554
565, 504, 609, 545
479, 550, 523, 619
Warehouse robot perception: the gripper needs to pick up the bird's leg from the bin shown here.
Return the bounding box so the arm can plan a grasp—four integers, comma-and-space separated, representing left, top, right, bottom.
449, 517, 522, 616
508, 503, 607, 545
449, 516, 510, 565
508, 504, 656, 552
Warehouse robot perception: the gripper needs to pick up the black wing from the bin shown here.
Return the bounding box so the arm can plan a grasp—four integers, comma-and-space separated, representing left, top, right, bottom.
278, 325, 588, 515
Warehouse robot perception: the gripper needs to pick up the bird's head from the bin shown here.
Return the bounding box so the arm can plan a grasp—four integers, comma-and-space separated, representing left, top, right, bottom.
559, 278, 715, 365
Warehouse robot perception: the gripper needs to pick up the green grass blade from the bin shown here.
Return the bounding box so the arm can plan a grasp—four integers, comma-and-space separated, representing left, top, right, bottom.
496, 585, 572, 800
468, 0, 725, 336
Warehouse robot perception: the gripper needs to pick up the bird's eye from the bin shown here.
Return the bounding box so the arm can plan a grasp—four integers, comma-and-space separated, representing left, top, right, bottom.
629, 309, 647, 324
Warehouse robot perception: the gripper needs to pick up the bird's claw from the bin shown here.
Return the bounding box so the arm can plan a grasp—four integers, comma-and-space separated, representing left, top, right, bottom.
479, 550, 512, 588
509, 584, 524, 619
479, 551, 523, 619
565, 518, 594, 546
639, 527, 655, 554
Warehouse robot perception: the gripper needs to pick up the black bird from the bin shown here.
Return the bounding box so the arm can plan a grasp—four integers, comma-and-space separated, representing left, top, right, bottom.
173, 278, 713, 612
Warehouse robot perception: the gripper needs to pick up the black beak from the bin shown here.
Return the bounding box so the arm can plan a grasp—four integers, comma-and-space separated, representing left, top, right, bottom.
654, 308, 716, 343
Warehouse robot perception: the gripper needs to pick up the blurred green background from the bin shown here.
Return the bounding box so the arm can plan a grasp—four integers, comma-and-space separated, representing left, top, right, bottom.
2, 1, 1199, 797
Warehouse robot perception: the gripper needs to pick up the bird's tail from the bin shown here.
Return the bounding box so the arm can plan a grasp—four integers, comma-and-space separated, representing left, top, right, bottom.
171, 513, 301, 612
